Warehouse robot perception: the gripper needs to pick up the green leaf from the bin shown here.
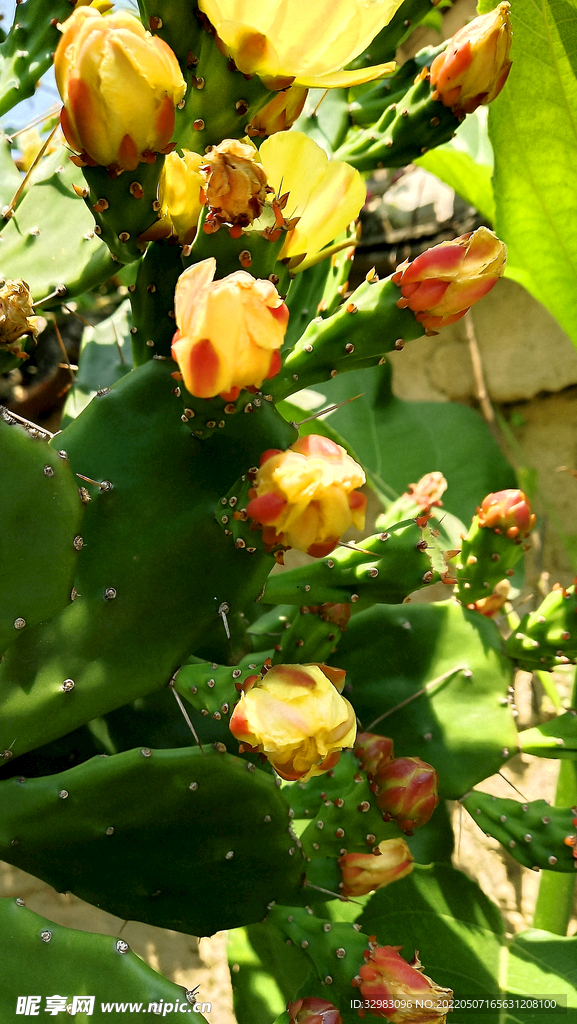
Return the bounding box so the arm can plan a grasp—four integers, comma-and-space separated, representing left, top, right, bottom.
61, 300, 133, 426
358, 864, 577, 1021
306, 363, 516, 525
482, 0, 577, 345
333, 600, 517, 799
417, 109, 496, 222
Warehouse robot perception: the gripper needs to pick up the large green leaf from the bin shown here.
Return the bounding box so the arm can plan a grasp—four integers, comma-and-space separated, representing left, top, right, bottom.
358, 865, 577, 1022
298, 363, 516, 525
333, 600, 517, 799
481, 0, 577, 346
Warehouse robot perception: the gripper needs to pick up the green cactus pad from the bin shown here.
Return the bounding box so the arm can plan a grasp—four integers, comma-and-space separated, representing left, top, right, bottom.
0, 417, 84, 655
129, 239, 182, 364
0, 0, 72, 116
0, 746, 305, 935
504, 583, 577, 670
455, 517, 529, 606
0, 359, 296, 761
0, 897, 195, 1021
81, 158, 165, 265
333, 600, 517, 799
270, 607, 346, 667
268, 276, 425, 401
260, 520, 441, 607
267, 905, 370, 994
0, 146, 116, 302
518, 711, 577, 759
335, 64, 459, 172
463, 791, 577, 872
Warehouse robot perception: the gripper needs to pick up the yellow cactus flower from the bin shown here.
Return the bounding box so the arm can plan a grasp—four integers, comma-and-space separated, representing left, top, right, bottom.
197, 0, 403, 88
246, 434, 367, 558
258, 131, 366, 263
171, 257, 288, 400
152, 150, 205, 244
54, 8, 186, 171
229, 662, 357, 782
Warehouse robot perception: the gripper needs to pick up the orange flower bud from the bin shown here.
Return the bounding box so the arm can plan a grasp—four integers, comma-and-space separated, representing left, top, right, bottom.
355, 944, 452, 1021
374, 757, 439, 833
0, 279, 38, 358
354, 732, 395, 779
248, 86, 309, 137
229, 662, 356, 782
338, 838, 413, 897
430, 3, 512, 117
246, 434, 367, 557
203, 139, 268, 225
287, 998, 343, 1024
171, 257, 288, 400
392, 227, 506, 333
54, 8, 186, 170
477, 488, 536, 540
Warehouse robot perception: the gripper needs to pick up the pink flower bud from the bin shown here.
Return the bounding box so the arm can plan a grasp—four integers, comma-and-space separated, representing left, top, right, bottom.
374, 757, 439, 833
354, 732, 395, 780
287, 997, 343, 1024
392, 227, 506, 333
354, 944, 452, 1021
477, 488, 536, 540
430, 2, 512, 117
339, 838, 413, 897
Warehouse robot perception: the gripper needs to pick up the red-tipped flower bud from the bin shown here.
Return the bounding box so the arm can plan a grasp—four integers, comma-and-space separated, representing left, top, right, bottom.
392, 227, 506, 333
477, 488, 536, 540
339, 838, 413, 897
374, 757, 439, 833
354, 944, 452, 1021
287, 997, 343, 1024
430, 2, 512, 118
354, 732, 395, 779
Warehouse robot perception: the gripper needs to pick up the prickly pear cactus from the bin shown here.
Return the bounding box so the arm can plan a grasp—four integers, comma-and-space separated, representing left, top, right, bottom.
1, 0, 575, 1019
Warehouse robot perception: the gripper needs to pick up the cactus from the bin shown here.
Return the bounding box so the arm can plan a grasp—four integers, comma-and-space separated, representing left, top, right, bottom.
0, 415, 84, 652
0, 896, 195, 1020
505, 582, 577, 670
0, 0, 570, 1012
463, 792, 577, 873
0, 746, 305, 936
259, 519, 442, 607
